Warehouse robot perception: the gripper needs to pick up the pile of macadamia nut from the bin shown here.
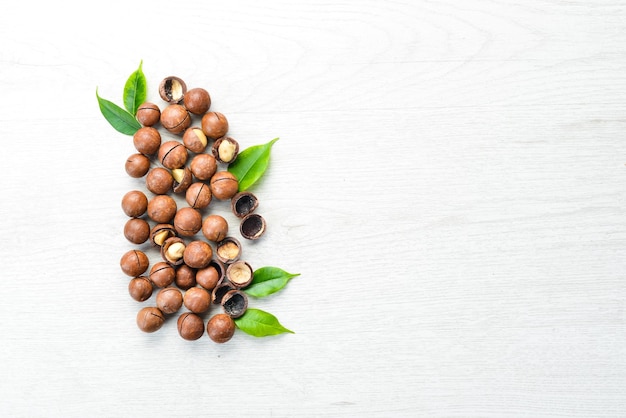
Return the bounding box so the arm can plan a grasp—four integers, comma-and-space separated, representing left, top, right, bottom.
120, 76, 265, 343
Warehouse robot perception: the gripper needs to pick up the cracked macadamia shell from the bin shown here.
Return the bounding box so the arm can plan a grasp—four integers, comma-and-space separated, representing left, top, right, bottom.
173, 207, 203, 237
160, 104, 191, 134
136, 307, 165, 333
159, 76, 187, 104
128, 276, 153, 302
120, 250, 149, 277
212, 136, 239, 164
161, 237, 186, 266
177, 312, 204, 341
201, 111, 229, 139
182, 127, 208, 153
158, 141, 188, 170
201, 214, 229, 242
149, 261, 177, 288
210, 171, 239, 200
136, 102, 161, 126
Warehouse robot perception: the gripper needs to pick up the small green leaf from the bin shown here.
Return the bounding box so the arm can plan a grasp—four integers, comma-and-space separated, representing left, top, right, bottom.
234, 308, 294, 337
228, 138, 279, 191
96, 88, 142, 135
123, 60, 147, 116
244, 267, 300, 298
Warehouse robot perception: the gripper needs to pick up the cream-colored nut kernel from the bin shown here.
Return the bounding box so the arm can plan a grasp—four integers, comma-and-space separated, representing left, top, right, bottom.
170, 80, 184, 101
153, 230, 169, 246
171, 168, 185, 183
193, 128, 207, 147
218, 140, 237, 163
166, 242, 186, 260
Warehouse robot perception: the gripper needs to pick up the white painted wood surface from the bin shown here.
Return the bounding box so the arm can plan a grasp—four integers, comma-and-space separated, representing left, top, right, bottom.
1, 0, 625, 416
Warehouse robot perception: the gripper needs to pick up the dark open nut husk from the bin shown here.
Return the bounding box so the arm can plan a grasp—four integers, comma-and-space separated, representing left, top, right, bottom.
221, 289, 248, 318
231, 191, 258, 218
212, 278, 236, 305
240, 213, 266, 240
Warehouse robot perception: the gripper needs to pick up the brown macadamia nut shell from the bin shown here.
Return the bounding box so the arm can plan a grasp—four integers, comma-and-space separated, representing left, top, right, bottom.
173, 207, 202, 237
196, 259, 225, 291
136, 307, 165, 333
182, 127, 208, 153
133, 127, 161, 155
201, 214, 229, 242
175, 264, 197, 290
158, 141, 188, 170
120, 250, 149, 277
207, 313, 236, 343
221, 289, 248, 318
161, 237, 187, 266
136, 102, 161, 126
210, 171, 239, 200
190, 154, 217, 181
185, 182, 212, 209
183, 88, 211, 115
183, 287, 212, 314
147, 195, 177, 224
149, 261, 177, 288
156, 287, 184, 314
124, 218, 151, 244
128, 276, 153, 302
160, 104, 191, 134
145, 167, 174, 195
183, 240, 213, 269
125, 153, 151, 178
215, 237, 242, 264
201, 111, 229, 140
121, 190, 148, 218
177, 312, 204, 341
240, 213, 267, 240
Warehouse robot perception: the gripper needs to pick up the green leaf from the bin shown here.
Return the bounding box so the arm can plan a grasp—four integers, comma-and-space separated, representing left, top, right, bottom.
96, 88, 142, 135
234, 308, 294, 337
228, 138, 279, 191
244, 267, 300, 298
123, 60, 147, 116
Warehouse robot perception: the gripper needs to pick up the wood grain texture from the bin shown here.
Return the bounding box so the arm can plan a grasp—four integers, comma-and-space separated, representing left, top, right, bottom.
0, 0, 625, 416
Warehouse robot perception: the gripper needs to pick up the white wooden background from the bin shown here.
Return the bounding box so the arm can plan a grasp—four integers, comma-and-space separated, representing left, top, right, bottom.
1, 0, 625, 416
